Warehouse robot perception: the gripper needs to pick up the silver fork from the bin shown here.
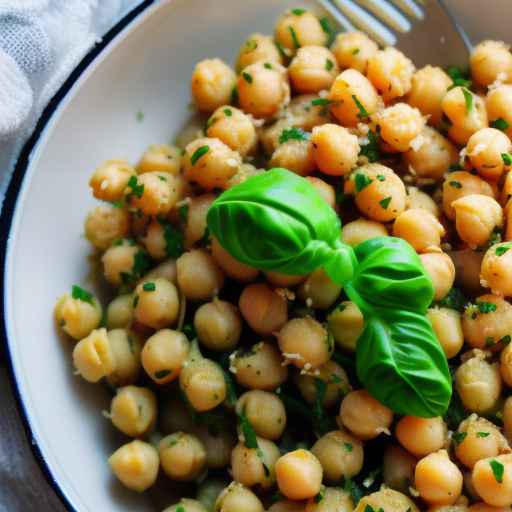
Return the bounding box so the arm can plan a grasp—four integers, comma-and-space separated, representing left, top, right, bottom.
317, 0, 471, 67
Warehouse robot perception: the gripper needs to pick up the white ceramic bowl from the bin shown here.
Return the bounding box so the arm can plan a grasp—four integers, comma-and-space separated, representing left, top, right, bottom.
1, 1, 509, 511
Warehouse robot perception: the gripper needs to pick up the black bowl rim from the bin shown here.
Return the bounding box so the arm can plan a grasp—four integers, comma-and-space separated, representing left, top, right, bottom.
0, 2, 156, 510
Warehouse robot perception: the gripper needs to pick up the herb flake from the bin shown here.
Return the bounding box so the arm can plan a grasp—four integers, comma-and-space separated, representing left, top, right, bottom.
291, 8, 306, 15
279, 127, 310, 144
502, 153, 512, 166
142, 282, 156, 292
242, 72, 253, 84
496, 243, 512, 256
127, 175, 144, 198
379, 197, 391, 210
352, 94, 369, 119
71, 285, 94, 305
491, 117, 510, 131
355, 172, 373, 193
489, 459, 504, 483
325, 58, 334, 71
289, 26, 300, 49
154, 369, 171, 380
452, 431, 467, 445
462, 88, 473, 113
191, 145, 210, 166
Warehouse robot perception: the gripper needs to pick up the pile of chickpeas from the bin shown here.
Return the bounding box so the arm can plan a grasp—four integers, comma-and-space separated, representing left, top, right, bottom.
54, 6, 512, 512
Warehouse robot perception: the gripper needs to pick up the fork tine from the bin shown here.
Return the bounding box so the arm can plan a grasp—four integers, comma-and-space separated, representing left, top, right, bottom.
316, 0, 357, 32
388, 0, 424, 19
356, 0, 411, 33
331, 0, 396, 46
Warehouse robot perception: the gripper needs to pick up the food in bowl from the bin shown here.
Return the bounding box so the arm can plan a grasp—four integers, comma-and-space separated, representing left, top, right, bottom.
54, 5, 512, 511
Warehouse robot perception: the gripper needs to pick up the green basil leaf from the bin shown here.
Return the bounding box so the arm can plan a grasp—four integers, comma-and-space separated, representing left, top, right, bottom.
207, 168, 356, 285
346, 237, 434, 313
355, 307, 451, 417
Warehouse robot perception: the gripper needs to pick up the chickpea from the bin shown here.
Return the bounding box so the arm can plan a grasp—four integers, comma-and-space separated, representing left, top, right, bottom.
159, 432, 206, 481
215, 482, 264, 512
472, 454, 512, 507
456, 351, 502, 413
239, 283, 287, 336
238, 61, 289, 119
427, 307, 464, 359
265, 271, 306, 288
138, 220, 167, 260
110, 385, 157, 437
367, 47, 415, 102
449, 248, 485, 295
125, 172, 181, 216
141, 329, 189, 385
506, 207, 512, 243
297, 268, 341, 309
102, 240, 146, 287
197, 479, 228, 511
132, 278, 179, 330
373, 103, 425, 153
331, 31, 378, 73
278, 317, 332, 370
329, 69, 381, 127
183, 137, 241, 190
191, 58, 236, 113
311, 124, 359, 176
504, 397, 512, 443
180, 343, 226, 412
143, 258, 177, 285
231, 437, 280, 489
183, 193, 214, 248
137, 144, 181, 175
54, 291, 102, 340
455, 415, 509, 469
481, 243, 512, 297
311, 429, 363, 482
211, 237, 259, 282
393, 208, 445, 252
327, 301, 364, 352
194, 299, 242, 352
339, 390, 393, 440
383, 444, 417, 493
305, 177, 336, 208
487, 85, 512, 140
236, 390, 286, 440
342, 219, 387, 247
274, 10, 327, 56
452, 194, 503, 249
286, 93, 331, 130
226, 163, 264, 189
501, 171, 512, 206
231, 342, 288, 391
396, 416, 447, 457
163, 499, 208, 512
84, 204, 130, 251
471, 40, 512, 88
105, 295, 133, 330
275, 449, 323, 500
348, 164, 407, 222
194, 426, 239, 470
108, 440, 159, 492
206, 106, 257, 157
176, 249, 225, 301
269, 500, 306, 512
306, 487, 353, 512
467, 128, 511, 181
443, 171, 495, 221
105, 329, 142, 387
236, 33, 282, 72
407, 66, 453, 126
270, 139, 316, 177
420, 252, 456, 301
415, 450, 463, 506
295, 360, 351, 408
428, 505, 469, 512
73, 328, 116, 383
404, 127, 458, 181
501, 343, 512, 386
89, 159, 135, 202
442, 87, 488, 145
407, 187, 441, 217
159, 397, 195, 435
469, 504, 512, 512
355, 488, 419, 512
288, 45, 338, 94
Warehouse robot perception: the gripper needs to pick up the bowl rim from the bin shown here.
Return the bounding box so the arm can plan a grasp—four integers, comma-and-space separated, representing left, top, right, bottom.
0, 1, 157, 510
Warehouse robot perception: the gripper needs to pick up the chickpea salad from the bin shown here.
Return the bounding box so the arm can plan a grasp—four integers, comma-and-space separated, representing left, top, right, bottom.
54, 6, 512, 512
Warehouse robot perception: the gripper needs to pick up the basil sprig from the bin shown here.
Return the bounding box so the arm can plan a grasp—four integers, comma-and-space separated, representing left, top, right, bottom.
207, 168, 452, 417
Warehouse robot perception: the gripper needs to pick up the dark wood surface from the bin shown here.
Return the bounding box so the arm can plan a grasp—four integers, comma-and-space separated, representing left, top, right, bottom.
0, 364, 66, 512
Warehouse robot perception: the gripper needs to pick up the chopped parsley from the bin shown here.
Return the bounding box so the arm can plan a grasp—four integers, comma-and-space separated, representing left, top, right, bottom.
447, 66, 472, 90
491, 117, 510, 131
355, 172, 373, 193
142, 282, 156, 292
313, 378, 332, 436
223, 107, 233, 117
489, 459, 504, 483
181, 323, 197, 340
157, 175, 167, 182
449, 162, 464, 172
462, 88, 473, 113
341, 477, 366, 505
133, 295, 139, 308
223, 369, 238, 407
379, 197, 392, 210
71, 285, 94, 305
359, 129, 380, 163
231, 86, 239, 103
238, 411, 269, 476
319, 17, 335, 46
289, 26, 300, 49
501, 335, 512, 345
314, 488, 325, 503
279, 127, 310, 144
485, 336, 495, 347
344, 442, 353, 452
502, 153, 512, 166
242, 72, 253, 84
291, 8, 306, 15
376, 175, 385, 181
120, 250, 152, 285
159, 218, 184, 258
245, 39, 258, 51
352, 48, 360, 55
176, 505, 186, 512
205, 116, 217, 130
126, 175, 144, 198
452, 431, 467, 445
449, 180, 462, 189
477, 301, 497, 314
154, 369, 171, 379
136, 111, 144, 122
496, 243, 512, 256
178, 204, 189, 224
276, 41, 289, 59
191, 145, 210, 166
311, 98, 332, 107
264, 62, 273, 70
476, 432, 490, 438
352, 94, 369, 119
325, 58, 334, 71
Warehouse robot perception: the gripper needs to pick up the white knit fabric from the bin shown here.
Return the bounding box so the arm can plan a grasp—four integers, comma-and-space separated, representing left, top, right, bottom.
0, 0, 139, 206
